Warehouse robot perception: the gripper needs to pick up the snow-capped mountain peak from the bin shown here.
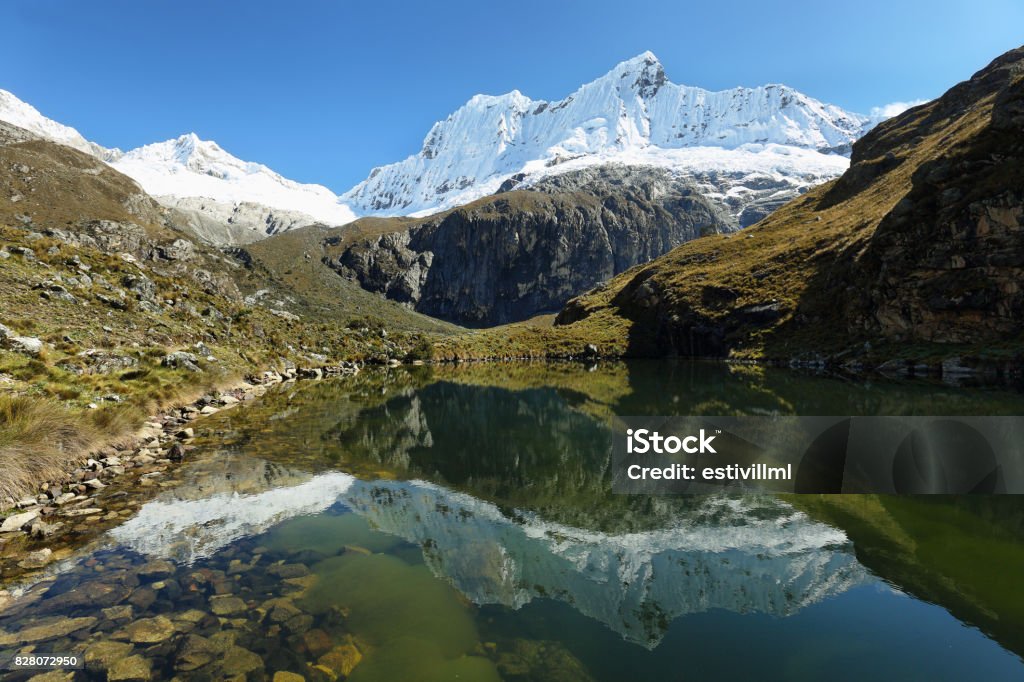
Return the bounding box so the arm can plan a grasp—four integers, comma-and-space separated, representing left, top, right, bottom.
108, 132, 356, 230
113, 132, 270, 179
605, 50, 667, 97
341, 51, 871, 216
0, 88, 115, 159
0, 90, 355, 242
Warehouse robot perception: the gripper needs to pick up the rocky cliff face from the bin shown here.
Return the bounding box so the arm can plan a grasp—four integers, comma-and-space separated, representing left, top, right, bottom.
328, 166, 734, 326
848, 48, 1024, 344
555, 45, 1024, 363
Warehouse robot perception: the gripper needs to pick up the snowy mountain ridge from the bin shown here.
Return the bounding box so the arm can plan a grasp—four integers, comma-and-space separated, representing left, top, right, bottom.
342, 51, 871, 217
0, 90, 355, 242
108, 133, 356, 229
0, 89, 118, 160
2, 53, 906, 239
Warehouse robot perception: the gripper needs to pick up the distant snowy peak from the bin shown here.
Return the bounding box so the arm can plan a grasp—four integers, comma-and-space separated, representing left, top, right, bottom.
0, 89, 116, 159
342, 51, 871, 215
110, 133, 356, 228
0, 89, 355, 240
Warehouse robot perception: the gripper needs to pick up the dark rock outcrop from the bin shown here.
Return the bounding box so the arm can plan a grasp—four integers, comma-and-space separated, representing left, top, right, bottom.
328, 167, 735, 326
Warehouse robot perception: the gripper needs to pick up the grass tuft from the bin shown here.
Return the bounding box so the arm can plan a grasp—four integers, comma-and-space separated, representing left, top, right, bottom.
0, 395, 96, 504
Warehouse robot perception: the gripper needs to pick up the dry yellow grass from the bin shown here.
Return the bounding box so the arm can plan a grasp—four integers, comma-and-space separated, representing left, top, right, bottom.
0, 395, 97, 503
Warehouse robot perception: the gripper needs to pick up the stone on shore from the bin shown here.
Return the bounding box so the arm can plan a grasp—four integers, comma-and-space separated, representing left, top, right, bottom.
1, 509, 40, 532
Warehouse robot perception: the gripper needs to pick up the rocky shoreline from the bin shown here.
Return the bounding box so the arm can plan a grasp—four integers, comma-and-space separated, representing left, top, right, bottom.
0, 361, 361, 586
438, 346, 1024, 385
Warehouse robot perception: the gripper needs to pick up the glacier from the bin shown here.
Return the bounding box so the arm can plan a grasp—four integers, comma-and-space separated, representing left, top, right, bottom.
342, 51, 869, 219
0, 89, 116, 160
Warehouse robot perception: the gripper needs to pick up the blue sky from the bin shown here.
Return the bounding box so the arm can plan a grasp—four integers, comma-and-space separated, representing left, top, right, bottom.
3, 0, 1022, 192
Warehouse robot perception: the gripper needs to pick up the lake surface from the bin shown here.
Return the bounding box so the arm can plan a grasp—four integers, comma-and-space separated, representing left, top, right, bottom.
2, 361, 1024, 681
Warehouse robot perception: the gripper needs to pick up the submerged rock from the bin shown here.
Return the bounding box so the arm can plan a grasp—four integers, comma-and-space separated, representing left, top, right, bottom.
18, 548, 53, 569
219, 645, 264, 677
175, 634, 216, 672
102, 605, 134, 622
267, 562, 310, 579
85, 640, 135, 672
107, 654, 153, 682
317, 641, 362, 678
0, 616, 96, 645
137, 559, 175, 579
125, 615, 175, 643
209, 594, 247, 616
273, 672, 306, 682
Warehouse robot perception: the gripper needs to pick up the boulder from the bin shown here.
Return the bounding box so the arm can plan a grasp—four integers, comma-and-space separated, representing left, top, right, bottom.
270, 309, 300, 321
162, 351, 201, 372
7, 336, 44, 356
0, 509, 40, 532
167, 443, 187, 461
158, 238, 196, 261
121, 274, 156, 301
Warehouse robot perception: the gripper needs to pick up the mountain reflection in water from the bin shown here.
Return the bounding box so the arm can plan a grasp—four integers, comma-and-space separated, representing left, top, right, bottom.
106, 452, 864, 648
1, 362, 1022, 681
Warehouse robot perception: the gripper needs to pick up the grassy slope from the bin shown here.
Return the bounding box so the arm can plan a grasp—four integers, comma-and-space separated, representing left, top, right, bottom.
0, 218, 448, 503
0, 130, 452, 504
